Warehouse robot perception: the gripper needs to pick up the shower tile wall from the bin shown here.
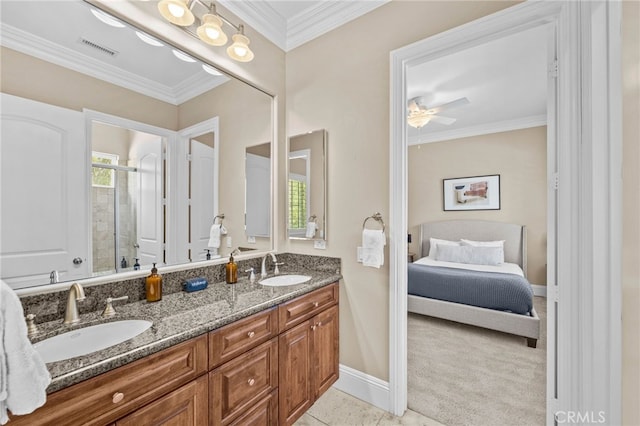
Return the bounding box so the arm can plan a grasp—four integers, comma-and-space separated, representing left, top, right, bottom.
92, 170, 137, 274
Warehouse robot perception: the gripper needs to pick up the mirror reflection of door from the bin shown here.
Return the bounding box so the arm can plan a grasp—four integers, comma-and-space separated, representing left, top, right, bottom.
287, 130, 326, 241
189, 130, 218, 261
91, 121, 163, 274
0, 93, 89, 288
245, 143, 271, 238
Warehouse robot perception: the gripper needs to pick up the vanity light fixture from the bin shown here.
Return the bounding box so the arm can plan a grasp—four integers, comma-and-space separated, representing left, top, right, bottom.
91, 8, 125, 28
226, 25, 254, 63
158, 0, 195, 26
172, 49, 197, 62
135, 31, 164, 47
157, 0, 254, 62
196, 4, 227, 46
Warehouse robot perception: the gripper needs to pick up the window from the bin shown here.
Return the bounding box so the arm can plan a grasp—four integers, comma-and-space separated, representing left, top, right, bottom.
288, 177, 307, 230
92, 151, 118, 188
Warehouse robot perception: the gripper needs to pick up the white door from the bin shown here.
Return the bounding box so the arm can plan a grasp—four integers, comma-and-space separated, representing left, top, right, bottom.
0, 93, 88, 289
190, 139, 217, 260
133, 137, 163, 266
245, 153, 271, 237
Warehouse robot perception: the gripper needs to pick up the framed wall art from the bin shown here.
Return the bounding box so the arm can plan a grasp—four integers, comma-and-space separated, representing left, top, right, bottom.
443, 174, 500, 211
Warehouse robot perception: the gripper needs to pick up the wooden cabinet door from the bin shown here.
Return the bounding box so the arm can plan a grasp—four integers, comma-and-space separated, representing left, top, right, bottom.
278, 320, 313, 426
210, 339, 278, 425
311, 305, 339, 399
116, 375, 208, 426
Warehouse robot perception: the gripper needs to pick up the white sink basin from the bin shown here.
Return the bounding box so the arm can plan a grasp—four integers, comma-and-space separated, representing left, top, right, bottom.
33, 319, 152, 363
259, 274, 312, 287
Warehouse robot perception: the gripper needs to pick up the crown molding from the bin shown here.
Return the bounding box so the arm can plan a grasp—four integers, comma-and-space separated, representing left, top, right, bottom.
408, 114, 547, 145
1, 24, 226, 105
286, 0, 389, 51
219, 0, 389, 52
218, 0, 288, 50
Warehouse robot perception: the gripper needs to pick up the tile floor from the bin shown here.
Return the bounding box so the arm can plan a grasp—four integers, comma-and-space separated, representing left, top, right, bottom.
294, 387, 446, 426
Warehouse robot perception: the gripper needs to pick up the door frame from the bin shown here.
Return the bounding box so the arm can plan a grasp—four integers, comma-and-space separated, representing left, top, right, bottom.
389, 1, 622, 424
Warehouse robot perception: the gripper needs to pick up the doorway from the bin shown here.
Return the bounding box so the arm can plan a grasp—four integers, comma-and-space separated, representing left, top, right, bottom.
389, 1, 622, 424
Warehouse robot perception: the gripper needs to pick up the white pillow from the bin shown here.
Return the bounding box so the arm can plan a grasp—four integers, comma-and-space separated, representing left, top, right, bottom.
461, 239, 505, 263
428, 238, 460, 258
435, 245, 504, 266
460, 239, 505, 248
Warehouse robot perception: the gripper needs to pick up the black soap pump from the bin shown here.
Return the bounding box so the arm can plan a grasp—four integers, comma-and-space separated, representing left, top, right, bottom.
205, 249, 211, 260
121, 256, 127, 268
133, 258, 140, 270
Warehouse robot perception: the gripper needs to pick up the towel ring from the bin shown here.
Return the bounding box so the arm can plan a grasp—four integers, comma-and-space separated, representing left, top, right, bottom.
308, 214, 317, 223
213, 214, 225, 225
362, 212, 385, 232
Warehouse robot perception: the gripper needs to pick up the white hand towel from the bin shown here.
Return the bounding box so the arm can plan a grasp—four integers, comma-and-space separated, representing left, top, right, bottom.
207, 224, 222, 248
362, 229, 386, 268
305, 222, 317, 238
1, 280, 51, 424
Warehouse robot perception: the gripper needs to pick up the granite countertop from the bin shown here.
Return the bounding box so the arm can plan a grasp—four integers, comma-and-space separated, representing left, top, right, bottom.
31, 268, 341, 393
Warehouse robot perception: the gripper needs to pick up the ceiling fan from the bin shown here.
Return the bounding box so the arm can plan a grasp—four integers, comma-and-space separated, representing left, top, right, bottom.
407, 96, 470, 129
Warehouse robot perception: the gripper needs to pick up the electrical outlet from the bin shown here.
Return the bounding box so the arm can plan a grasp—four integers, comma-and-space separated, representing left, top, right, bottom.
226, 236, 232, 248
248, 236, 256, 244
314, 240, 326, 250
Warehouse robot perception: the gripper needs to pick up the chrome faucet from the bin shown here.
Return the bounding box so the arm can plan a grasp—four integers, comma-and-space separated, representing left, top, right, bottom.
260, 253, 278, 278
50, 270, 59, 284
64, 282, 86, 325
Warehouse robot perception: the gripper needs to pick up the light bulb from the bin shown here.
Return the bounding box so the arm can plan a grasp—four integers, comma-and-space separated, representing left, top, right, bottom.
167, 3, 185, 18
205, 27, 220, 39
233, 46, 248, 57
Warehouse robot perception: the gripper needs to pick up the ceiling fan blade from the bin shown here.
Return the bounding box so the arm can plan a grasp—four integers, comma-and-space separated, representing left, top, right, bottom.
407, 97, 421, 113
426, 97, 470, 114
429, 115, 457, 125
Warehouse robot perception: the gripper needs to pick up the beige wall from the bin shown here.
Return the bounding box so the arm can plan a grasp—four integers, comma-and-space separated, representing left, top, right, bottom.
622, 1, 640, 424
285, 0, 518, 380
408, 127, 547, 285
0, 47, 177, 129
179, 79, 273, 254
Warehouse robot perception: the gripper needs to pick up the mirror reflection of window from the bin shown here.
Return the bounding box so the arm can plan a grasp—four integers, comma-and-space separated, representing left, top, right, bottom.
288, 150, 310, 237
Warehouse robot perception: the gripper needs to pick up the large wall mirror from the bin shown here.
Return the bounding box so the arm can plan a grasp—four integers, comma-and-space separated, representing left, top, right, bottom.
287, 130, 327, 241
0, 0, 274, 290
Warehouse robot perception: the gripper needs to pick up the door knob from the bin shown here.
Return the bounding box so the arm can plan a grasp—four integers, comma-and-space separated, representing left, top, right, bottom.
73, 257, 83, 265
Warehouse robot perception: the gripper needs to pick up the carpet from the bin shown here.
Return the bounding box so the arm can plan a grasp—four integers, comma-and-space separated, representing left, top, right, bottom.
407, 296, 546, 426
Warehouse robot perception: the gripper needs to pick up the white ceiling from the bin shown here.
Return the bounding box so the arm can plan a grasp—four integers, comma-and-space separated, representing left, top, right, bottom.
0, 0, 547, 142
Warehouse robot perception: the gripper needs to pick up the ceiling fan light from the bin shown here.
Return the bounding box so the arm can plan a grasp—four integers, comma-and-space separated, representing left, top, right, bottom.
226, 31, 254, 62
158, 0, 195, 26
407, 114, 431, 129
197, 14, 227, 46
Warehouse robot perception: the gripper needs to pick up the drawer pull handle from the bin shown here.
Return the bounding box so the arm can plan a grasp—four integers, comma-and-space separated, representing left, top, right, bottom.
317, 321, 322, 327
311, 325, 317, 331
248, 378, 256, 386
247, 331, 255, 338
313, 302, 319, 308
112, 392, 124, 404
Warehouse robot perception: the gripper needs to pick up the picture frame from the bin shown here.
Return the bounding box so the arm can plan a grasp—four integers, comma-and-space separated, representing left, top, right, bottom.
443, 174, 500, 211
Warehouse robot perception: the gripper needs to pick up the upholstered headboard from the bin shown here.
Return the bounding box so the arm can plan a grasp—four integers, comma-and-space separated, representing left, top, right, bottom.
419, 220, 527, 277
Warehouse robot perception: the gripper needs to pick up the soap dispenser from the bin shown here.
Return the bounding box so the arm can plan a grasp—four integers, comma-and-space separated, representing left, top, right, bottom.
225, 253, 238, 284
133, 258, 140, 270
146, 263, 162, 302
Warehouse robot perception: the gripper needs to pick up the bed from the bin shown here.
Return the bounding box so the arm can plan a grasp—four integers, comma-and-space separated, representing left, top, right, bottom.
407, 220, 540, 348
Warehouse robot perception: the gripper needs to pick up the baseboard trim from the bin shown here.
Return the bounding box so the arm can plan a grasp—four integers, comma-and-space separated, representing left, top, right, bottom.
531, 284, 547, 297
333, 364, 390, 412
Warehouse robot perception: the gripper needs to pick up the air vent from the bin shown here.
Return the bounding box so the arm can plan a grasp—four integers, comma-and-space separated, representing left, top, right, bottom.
78, 38, 118, 56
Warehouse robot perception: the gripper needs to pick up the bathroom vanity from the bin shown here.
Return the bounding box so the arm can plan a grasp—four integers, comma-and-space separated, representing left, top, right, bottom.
11, 254, 341, 426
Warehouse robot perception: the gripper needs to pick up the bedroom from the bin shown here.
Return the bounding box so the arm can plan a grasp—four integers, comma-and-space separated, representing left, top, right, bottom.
405, 22, 548, 425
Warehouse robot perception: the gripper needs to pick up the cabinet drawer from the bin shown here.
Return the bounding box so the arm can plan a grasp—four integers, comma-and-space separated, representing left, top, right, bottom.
210, 339, 278, 425
278, 283, 338, 331
229, 389, 278, 426
209, 308, 278, 370
116, 375, 208, 425
10, 335, 208, 426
